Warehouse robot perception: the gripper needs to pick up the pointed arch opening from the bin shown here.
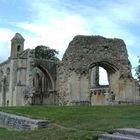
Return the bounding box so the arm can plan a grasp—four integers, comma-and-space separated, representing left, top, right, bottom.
89, 61, 118, 88
89, 61, 118, 105
31, 64, 55, 105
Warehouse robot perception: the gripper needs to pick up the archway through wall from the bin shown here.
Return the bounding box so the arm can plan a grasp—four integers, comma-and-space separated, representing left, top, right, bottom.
89, 61, 118, 105
90, 66, 109, 87
37, 65, 54, 90
31, 65, 55, 105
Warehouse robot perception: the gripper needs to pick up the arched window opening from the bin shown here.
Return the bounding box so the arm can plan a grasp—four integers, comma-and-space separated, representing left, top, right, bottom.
6, 68, 10, 92
6, 68, 10, 81
0, 70, 3, 78
0, 70, 3, 92
33, 67, 53, 93
99, 67, 109, 86
17, 45, 21, 52
6, 68, 10, 75
90, 66, 109, 88
89, 66, 110, 105
33, 77, 35, 87
36, 73, 40, 91
32, 66, 54, 105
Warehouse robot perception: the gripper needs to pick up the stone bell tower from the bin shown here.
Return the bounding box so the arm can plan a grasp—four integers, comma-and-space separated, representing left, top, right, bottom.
10, 33, 25, 58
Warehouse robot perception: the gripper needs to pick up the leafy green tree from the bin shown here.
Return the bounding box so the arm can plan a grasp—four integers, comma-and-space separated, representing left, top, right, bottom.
34, 45, 59, 61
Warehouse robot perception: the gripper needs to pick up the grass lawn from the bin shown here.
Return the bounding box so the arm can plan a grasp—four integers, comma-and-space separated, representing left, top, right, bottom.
0, 105, 140, 140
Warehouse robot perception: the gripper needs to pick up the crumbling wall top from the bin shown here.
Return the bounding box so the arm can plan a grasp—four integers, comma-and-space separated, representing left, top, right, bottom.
62, 35, 132, 77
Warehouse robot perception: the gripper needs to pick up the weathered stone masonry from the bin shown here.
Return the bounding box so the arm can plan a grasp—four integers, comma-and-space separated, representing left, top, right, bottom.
0, 33, 139, 106
57, 35, 140, 105
0, 112, 51, 130
0, 33, 57, 106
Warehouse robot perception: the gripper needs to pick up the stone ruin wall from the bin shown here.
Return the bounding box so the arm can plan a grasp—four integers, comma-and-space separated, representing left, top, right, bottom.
0, 45, 58, 106
0, 33, 139, 106
0, 48, 36, 106
57, 35, 140, 105
0, 112, 51, 130
0, 60, 11, 106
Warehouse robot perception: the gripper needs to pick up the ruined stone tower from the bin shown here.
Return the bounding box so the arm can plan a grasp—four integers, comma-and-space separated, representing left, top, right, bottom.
10, 33, 25, 58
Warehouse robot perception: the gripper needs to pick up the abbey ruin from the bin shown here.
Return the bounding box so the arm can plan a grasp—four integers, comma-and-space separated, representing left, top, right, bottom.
0, 33, 139, 106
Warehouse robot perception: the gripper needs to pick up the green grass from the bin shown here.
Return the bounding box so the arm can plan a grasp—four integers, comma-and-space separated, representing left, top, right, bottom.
0, 105, 140, 140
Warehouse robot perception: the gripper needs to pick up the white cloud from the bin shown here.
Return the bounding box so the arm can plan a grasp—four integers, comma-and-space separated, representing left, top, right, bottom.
16, 14, 88, 58
0, 28, 15, 62
16, 0, 140, 68
0, 28, 14, 41
1, 0, 140, 72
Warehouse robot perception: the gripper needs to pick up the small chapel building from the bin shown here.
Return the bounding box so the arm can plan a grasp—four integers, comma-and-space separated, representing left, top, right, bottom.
0, 33, 57, 106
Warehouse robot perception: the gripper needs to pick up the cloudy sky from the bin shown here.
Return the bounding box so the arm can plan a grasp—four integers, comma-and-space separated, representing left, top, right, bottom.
0, 0, 140, 82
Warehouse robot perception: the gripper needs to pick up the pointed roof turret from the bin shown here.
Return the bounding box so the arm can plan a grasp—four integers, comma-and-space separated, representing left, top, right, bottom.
11, 33, 25, 42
